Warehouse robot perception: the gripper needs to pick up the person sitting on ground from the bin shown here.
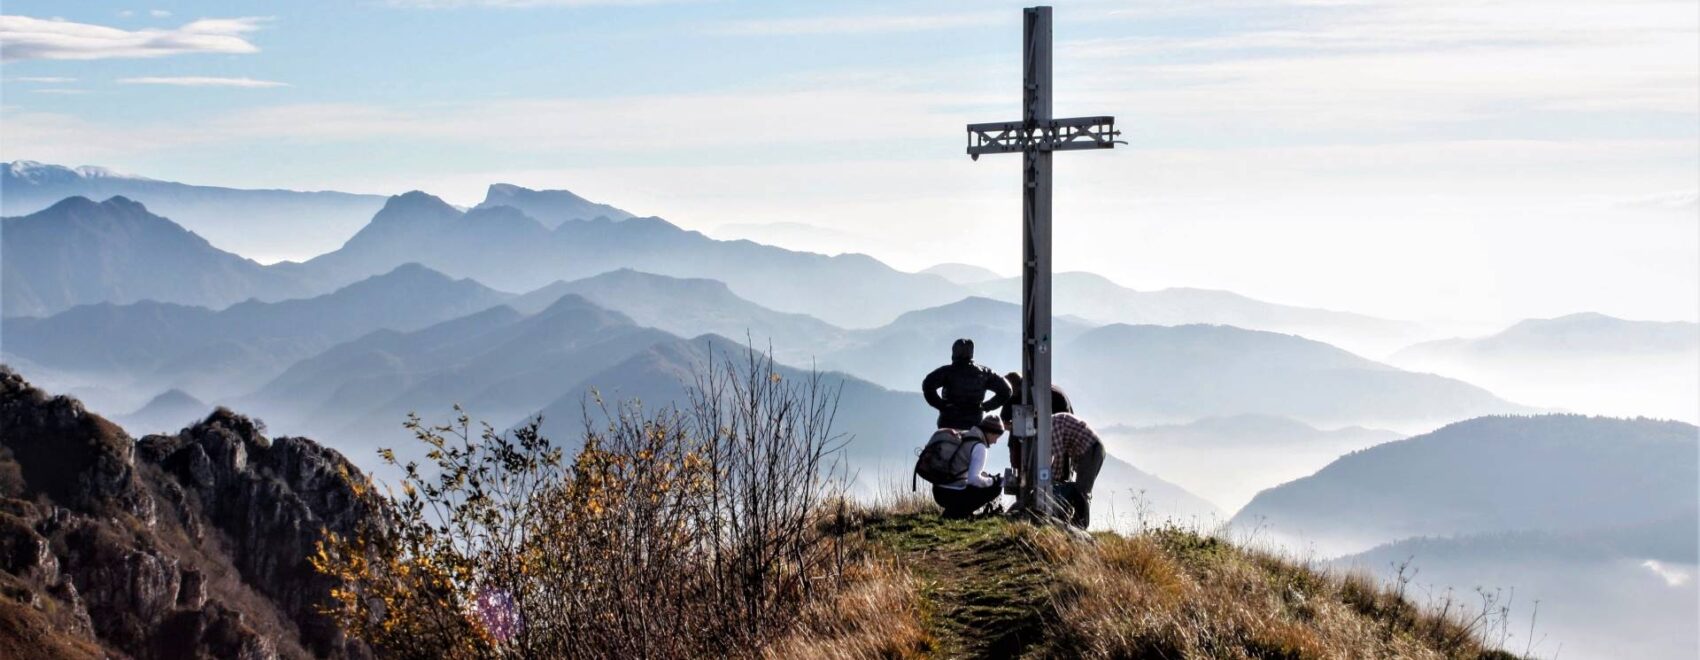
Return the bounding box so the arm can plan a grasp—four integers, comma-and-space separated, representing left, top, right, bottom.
999, 371, 1075, 466
1050, 412, 1105, 528
921, 339, 1012, 431
927, 416, 1007, 519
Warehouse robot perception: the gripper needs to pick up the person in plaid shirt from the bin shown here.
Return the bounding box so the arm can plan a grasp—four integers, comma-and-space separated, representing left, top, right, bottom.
1050, 412, 1105, 507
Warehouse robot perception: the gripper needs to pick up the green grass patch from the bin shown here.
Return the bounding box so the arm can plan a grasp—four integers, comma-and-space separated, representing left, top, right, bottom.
866, 514, 1061, 659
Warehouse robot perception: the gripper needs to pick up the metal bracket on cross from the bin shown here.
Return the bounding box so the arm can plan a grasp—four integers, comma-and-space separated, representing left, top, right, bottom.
967, 117, 1120, 160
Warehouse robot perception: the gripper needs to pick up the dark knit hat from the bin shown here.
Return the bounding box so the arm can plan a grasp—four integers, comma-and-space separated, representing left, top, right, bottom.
977, 415, 1005, 434
952, 338, 975, 362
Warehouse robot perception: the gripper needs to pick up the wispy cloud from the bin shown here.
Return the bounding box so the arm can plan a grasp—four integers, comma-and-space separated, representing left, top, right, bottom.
10, 76, 76, 83
1615, 190, 1700, 212
705, 11, 1004, 36
0, 15, 267, 61
1060, 0, 1699, 129
385, 0, 682, 7
29, 88, 90, 95
1643, 560, 1693, 587
150, 10, 173, 18
0, 83, 964, 163
119, 76, 287, 88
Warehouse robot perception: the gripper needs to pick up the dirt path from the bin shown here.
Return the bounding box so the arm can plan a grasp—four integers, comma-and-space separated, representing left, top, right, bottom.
867, 514, 1058, 659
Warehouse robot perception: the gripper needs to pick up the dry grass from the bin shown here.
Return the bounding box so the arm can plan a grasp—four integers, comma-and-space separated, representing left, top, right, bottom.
1033, 525, 1513, 659
772, 511, 1520, 660
761, 557, 935, 660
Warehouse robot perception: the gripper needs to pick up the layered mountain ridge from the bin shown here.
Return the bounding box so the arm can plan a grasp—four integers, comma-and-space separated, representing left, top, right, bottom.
1, 196, 316, 318
1, 161, 385, 263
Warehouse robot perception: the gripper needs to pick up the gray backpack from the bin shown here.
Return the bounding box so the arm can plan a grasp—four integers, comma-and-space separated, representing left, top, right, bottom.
913, 429, 982, 489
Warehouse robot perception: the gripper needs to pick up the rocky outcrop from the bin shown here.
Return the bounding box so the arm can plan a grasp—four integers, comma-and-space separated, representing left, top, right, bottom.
0, 365, 387, 658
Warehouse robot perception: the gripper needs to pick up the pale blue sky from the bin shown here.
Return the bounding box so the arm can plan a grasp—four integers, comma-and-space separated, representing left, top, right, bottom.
3, 0, 1696, 326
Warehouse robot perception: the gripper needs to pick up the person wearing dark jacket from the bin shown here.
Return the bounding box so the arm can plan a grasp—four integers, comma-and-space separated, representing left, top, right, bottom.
1000, 371, 1075, 466
922, 339, 1012, 431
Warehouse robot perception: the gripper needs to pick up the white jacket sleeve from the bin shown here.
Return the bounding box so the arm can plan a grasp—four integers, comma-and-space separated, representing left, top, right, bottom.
964, 443, 992, 488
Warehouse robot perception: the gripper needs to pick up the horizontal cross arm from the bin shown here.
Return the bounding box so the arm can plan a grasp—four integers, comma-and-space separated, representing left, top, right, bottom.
966, 116, 1119, 158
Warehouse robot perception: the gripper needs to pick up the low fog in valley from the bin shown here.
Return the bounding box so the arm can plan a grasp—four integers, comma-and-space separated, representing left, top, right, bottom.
1, 1, 1694, 656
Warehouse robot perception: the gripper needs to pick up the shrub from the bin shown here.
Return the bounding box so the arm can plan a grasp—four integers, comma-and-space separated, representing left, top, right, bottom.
313, 347, 849, 658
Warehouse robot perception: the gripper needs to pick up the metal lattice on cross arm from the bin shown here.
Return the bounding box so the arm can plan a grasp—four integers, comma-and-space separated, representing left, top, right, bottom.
966, 117, 1119, 160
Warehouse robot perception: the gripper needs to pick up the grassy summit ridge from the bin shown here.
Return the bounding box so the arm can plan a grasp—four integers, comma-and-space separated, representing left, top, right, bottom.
773, 507, 1520, 659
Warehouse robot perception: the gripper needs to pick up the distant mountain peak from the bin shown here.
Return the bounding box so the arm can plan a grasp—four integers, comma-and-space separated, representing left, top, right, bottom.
1399, 311, 1699, 361
29, 195, 171, 227
313, 262, 501, 307
609, 215, 678, 230
1494, 311, 1699, 339
363, 261, 456, 285
136, 386, 207, 411
484, 182, 591, 204
3, 160, 149, 183
473, 182, 634, 227
1509, 311, 1622, 330
150, 388, 201, 404
894, 296, 1016, 321
919, 262, 1003, 285
3, 161, 389, 263
74, 165, 138, 179
375, 190, 457, 216
591, 267, 731, 292
462, 203, 548, 229
352, 192, 464, 238
1057, 270, 1129, 288
385, 261, 437, 275
99, 195, 147, 211
36, 194, 99, 213
533, 291, 624, 319
1549, 311, 1619, 322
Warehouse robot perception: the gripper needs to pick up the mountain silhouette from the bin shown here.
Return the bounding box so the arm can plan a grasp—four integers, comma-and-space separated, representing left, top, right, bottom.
1101, 415, 1403, 511
1389, 312, 1700, 422
919, 262, 1004, 285
1232, 414, 1700, 555
1397, 312, 1699, 360
970, 271, 1426, 356
288, 191, 966, 328
1062, 323, 1528, 430
1, 196, 315, 318
1, 161, 385, 262
243, 294, 674, 453
3, 263, 509, 399
817, 296, 1094, 390
113, 388, 210, 437
474, 183, 634, 228
509, 269, 849, 362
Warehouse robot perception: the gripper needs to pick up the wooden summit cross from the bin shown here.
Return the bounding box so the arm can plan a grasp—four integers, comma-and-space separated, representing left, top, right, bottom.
967, 6, 1119, 519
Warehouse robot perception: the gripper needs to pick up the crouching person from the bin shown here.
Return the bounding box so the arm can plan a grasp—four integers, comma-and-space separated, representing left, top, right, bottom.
1051, 412, 1106, 528
914, 416, 1007, 519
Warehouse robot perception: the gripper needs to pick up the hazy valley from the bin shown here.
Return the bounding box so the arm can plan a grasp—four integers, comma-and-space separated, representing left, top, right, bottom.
1, 163, 1695, 658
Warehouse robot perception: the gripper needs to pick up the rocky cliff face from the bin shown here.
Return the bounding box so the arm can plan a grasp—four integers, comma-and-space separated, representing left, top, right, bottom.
0, 366, 387, 659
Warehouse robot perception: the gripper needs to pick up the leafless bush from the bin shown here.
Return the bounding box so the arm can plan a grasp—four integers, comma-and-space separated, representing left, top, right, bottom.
313, 345, 850, 658
686, 345, 851, 644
